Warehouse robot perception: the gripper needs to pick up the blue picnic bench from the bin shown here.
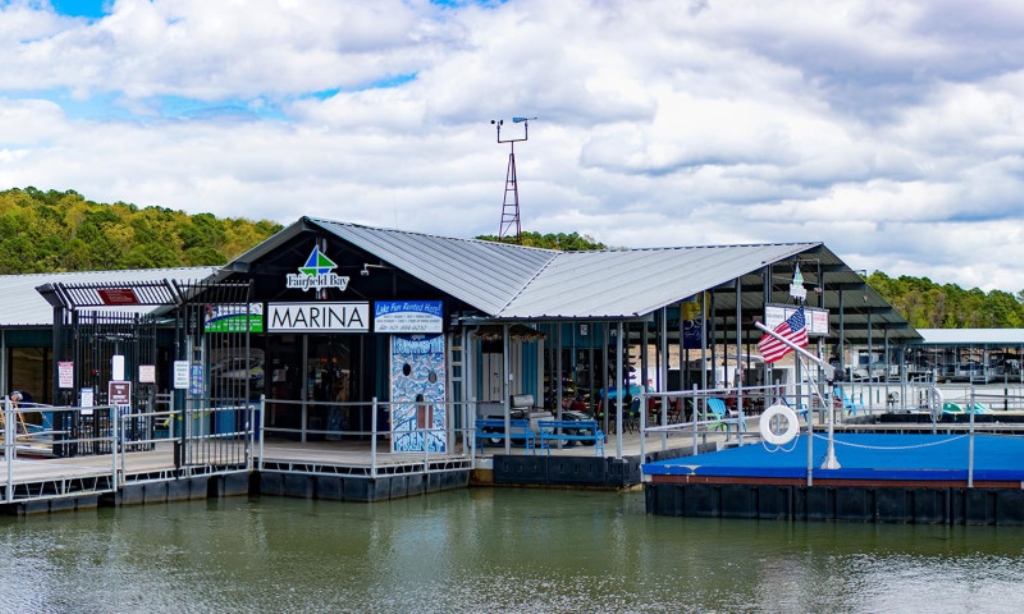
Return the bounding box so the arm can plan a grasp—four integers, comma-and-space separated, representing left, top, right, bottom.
537, 420, 604, 456
475, 418, 535, 454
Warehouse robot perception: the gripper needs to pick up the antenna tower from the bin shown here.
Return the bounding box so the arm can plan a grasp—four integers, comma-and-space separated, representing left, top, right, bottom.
492, 117, 536, 244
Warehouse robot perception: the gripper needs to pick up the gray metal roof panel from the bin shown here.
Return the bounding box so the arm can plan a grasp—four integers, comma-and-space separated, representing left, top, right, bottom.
914, 329, 1024, 345
499, 243, 820, 319
8, 268, 219, 327
306, 218, 559, 314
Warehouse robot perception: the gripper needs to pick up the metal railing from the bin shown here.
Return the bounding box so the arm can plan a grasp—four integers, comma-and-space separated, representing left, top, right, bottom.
638, 382, 1024, 488
258, 396, 475, 476
3, 397, 119, 505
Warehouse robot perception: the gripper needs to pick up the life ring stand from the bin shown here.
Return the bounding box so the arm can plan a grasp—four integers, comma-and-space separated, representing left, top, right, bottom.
759, 404, 800, 446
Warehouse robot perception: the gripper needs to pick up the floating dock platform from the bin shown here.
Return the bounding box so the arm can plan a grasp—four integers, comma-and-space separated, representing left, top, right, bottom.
643, 433, 1024, 525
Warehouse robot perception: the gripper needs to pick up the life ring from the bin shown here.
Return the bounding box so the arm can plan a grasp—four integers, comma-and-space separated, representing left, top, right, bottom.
759, 404, 800, 446
928, 387, 943, 421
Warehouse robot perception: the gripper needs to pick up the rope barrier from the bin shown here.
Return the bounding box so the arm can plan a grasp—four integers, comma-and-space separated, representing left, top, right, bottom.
811, 432, 967, 451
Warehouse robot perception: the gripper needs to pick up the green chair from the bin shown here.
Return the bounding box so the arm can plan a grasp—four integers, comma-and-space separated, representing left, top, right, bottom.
942, 402, 964, 414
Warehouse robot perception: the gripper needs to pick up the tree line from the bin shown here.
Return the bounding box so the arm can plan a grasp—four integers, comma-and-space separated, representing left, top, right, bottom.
4, 187, 1020, 328
866, 271, 1024, 329
0, 187, 282, 273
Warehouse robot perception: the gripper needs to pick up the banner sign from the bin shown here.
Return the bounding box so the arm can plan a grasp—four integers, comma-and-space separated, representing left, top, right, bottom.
765, 304, 829, 336
681, 294, 709, 349
268, 302, 369, 332
374, 301, 443, 333
205, 303, 264, 333
390, 334, 447, 453
97, 288, 140, 305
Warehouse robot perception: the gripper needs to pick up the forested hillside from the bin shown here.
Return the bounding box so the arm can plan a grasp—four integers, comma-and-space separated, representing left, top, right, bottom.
867, 271, 1024, 329
3, 187, 1021, 328
0, 187, 282, 273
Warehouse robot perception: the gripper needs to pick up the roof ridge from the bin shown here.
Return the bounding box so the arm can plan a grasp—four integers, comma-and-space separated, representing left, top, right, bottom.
494, 250, 562, 314
305, 217, 559, 253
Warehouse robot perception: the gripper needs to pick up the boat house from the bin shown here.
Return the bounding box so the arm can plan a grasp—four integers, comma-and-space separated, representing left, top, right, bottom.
3, 216, 922, 512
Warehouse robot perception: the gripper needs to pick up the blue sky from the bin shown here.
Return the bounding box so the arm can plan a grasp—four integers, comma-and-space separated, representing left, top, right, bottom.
50, 0, 107, 18
4, 0, 1024, 291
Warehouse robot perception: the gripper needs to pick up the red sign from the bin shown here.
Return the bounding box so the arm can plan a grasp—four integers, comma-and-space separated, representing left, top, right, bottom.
98, 288, 140, 305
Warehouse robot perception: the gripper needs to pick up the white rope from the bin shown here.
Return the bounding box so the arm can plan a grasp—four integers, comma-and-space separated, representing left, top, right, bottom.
762, 437, 799, 454
811, 432, 967, 451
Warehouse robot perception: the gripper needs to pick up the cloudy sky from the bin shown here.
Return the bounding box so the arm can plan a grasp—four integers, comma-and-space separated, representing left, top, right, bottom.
2, 1, 1024, 291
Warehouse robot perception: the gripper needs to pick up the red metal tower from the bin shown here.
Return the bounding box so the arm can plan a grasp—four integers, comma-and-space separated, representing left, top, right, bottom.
492, 117, 535, 244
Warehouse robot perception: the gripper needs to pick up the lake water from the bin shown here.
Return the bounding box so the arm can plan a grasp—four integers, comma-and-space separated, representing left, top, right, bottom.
2, 488, 1024, 613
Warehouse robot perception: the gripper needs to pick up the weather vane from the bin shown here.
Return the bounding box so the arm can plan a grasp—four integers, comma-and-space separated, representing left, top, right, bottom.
491, 117, 537, 244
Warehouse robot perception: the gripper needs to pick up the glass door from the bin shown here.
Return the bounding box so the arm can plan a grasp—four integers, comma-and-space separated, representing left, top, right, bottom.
306, 335, 354, 441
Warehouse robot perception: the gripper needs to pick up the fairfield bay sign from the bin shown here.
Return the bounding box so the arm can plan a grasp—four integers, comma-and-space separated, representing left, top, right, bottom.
268, 302, 369, 332
286, 246, 350, 292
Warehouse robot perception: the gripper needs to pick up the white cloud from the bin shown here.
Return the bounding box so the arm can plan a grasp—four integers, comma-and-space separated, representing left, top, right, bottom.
2, 0, 1024, 291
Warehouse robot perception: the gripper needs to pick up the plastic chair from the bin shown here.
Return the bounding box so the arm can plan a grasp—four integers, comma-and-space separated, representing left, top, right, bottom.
832, 387, 864, 416
706, 398, 728, 431
944, 402, 987, 414
942, 402, 964, 414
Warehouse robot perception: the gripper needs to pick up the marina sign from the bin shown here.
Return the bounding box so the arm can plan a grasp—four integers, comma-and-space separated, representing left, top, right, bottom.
268, 302, 369, 332
286, 246, 349, 292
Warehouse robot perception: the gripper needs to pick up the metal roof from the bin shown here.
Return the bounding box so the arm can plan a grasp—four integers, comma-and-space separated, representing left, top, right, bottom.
8, 268, 219, 327
223, 217, 919, 345
913, 329, 1024, 345
499, 243, 817, 319
233, 218, 559, 315
708, 245, 922, 344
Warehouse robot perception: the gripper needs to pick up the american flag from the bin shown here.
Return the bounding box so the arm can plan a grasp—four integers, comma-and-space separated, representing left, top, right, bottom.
757, 306, 809, 364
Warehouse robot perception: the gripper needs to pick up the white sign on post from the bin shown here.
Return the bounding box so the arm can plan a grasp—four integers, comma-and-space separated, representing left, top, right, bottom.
139, 365, 156, 384
80, 387, 94, 416
112, 355, 125, 382
58, 361, 74, 389
173, 360, 190, 390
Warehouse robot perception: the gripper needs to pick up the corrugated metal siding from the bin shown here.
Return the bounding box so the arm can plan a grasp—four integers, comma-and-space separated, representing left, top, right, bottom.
308, 219, 558, 315
3, 267, 219, 327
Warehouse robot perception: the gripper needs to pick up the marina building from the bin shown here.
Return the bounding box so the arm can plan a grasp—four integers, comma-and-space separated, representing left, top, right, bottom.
0, 216, 946, 514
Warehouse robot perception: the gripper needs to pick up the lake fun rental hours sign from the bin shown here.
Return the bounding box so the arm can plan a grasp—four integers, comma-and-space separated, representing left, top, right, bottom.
374, 301, 443, 334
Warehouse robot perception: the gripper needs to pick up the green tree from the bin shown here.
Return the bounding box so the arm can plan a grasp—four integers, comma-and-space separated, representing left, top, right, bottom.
0, 187, 282, 273
475, 230, 605, 251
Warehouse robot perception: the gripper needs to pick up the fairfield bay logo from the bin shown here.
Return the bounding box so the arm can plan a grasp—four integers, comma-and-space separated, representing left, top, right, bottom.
286, 246, 350, 292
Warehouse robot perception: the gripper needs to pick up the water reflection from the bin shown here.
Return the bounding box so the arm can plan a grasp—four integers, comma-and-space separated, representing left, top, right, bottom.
2, 489, 1024, 612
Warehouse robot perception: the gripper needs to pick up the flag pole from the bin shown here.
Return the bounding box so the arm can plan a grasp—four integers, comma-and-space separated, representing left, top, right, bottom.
755, 321, 840, 469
